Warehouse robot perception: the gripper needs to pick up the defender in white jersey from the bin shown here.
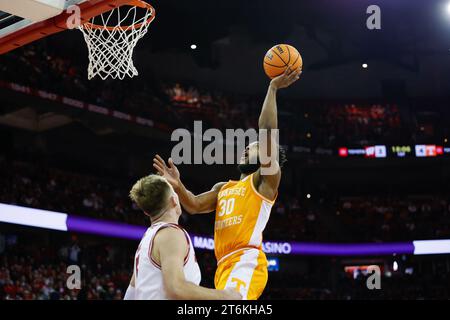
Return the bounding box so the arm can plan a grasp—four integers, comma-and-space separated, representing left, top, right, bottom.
124, 174, 241, 300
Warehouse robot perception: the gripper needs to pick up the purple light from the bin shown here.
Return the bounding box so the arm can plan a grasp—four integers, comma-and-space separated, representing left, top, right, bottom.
289, 242, 414, 256
0, 203, 444, 256
66, 215, 146, 240
66, 215, 415, 256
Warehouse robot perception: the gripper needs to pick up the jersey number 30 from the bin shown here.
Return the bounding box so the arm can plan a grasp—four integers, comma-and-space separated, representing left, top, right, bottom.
218, 198, 235, 217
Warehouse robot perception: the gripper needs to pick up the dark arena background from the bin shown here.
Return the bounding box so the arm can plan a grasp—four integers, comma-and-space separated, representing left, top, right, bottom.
1, 0, 450, 302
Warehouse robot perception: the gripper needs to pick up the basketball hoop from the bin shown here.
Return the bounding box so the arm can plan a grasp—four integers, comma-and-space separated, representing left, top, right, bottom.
78, 0, 155, 80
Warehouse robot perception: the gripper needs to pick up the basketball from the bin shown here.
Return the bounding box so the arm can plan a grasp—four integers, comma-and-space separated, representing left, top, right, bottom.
263, 44, 303, 79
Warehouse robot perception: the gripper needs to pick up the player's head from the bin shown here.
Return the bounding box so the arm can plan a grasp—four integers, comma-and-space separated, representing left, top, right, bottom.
237, 142, 287, 175
129, 174, 181, 220
238, 141, 260, 174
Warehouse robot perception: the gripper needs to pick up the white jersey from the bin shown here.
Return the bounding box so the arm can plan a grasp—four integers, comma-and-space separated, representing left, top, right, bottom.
133, 222, 201, 300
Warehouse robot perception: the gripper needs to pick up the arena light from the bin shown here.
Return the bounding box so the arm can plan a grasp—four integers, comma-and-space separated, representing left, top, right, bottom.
413, 240, 450, 255
447, 2, 450, 15
362, 63, 368, 69
66, 215, 146, 240
405, 267, 414, 275
393, 261, 398, 271
190, 44, 197, 50
2, 203, 450, 256
267, 257, 280, 272
0, 203, 67, 231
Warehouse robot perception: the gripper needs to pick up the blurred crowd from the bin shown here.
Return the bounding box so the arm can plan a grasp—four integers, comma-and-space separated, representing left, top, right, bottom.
0, 159, 147, 226
163, 83, 410, 147
1, 232, 448, 300
262, 273, 450, 300
0, 45, 179, 128
2, 44, 442, 149
1, 157, 449, 243
269, 192, 450, 242
0, 239, 129, 300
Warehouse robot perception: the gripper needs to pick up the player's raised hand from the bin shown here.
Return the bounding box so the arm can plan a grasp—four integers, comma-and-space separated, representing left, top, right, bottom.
153, 155, 180, 188
270, 65, 302, 90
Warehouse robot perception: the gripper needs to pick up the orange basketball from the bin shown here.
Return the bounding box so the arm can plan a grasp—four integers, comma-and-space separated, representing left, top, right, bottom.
263, 44, 303, 79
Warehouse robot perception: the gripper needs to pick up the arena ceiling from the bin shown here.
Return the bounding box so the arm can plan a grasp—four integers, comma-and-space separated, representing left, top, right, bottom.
12, 0, 450, 98
136, 0, 450, 98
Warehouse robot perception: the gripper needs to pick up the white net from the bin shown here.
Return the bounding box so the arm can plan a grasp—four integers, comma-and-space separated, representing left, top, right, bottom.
78, 3, 155, 80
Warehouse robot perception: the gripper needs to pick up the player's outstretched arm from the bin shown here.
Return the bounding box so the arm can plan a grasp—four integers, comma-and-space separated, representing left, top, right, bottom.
254, 66, 301, 199
155, 228, 241, 300
153, 155, 224, 214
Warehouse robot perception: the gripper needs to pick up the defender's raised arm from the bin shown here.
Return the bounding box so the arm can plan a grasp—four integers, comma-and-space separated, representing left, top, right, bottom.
153, 155, 224, 214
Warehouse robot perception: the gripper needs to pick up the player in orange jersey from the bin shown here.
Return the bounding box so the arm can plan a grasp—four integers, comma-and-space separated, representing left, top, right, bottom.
153, 66, 301, 299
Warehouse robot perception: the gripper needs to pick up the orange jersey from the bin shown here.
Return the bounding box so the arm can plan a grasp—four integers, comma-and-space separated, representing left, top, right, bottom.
214, 173, 276, 262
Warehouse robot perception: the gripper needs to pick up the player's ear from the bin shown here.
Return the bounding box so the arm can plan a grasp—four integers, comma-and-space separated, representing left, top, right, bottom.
169, 195, 176, 207
169, 193, 179, 208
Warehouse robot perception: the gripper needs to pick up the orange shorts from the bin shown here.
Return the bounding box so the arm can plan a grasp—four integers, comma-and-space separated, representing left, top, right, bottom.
214, 248, 268, 300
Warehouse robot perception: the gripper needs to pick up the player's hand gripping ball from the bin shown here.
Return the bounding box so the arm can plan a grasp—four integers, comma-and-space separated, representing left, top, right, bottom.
263, 44, 303, 79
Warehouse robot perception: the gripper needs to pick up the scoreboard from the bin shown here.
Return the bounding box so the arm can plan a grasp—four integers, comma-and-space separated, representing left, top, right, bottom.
414, 144, 444, 157
338, 144, 448, 158
391, 145, 413, 157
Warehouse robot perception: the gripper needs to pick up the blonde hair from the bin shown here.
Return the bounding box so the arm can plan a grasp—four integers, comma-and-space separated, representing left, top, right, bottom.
129, 174, 172, 217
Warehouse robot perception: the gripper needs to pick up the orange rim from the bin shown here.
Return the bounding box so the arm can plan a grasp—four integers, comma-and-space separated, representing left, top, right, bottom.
82, 0, 155, 31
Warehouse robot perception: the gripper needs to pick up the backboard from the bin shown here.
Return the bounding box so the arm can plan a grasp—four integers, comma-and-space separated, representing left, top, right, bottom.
0, 0, 133, 55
